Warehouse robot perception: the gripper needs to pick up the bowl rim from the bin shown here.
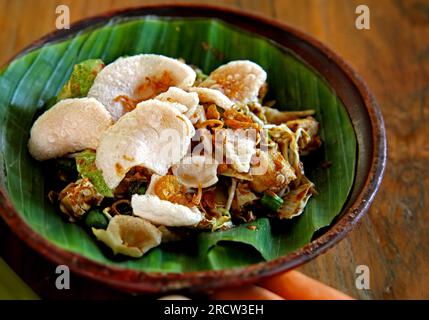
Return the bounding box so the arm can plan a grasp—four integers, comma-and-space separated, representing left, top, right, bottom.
0, 3, 387, 293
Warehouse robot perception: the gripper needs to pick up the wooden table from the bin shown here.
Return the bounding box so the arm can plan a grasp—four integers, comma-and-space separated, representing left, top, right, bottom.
1, 0, 428, 300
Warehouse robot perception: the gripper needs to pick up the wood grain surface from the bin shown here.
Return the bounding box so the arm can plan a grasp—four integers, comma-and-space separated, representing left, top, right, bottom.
0, 0, 428, 300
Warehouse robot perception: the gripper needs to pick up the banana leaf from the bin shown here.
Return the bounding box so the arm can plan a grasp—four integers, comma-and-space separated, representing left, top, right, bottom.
0, 18, 356, 272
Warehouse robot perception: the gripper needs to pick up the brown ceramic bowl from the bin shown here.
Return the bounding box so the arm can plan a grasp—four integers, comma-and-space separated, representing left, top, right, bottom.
0, 4, 386, 293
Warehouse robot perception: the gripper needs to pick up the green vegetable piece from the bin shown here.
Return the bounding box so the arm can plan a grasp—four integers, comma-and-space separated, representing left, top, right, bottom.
137, 185, 147, 195
123, 181, 147, 196
211, 209, 231, 231
57, 59, 104, 100
196, 69, 208, 82
193, 67, 209, 86
260, 193, 284, 212
84, 209, 109, 230
75, 149, 113, 197
56, 157, 77, 173
54, 157, 78, 183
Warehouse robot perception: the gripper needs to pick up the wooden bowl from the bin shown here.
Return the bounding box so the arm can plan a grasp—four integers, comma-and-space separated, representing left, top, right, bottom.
0, 4, 386, 293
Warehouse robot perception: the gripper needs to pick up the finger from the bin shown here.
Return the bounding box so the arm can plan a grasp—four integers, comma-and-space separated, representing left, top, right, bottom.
258, 270, 354, 300
210, 285, 285, 300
